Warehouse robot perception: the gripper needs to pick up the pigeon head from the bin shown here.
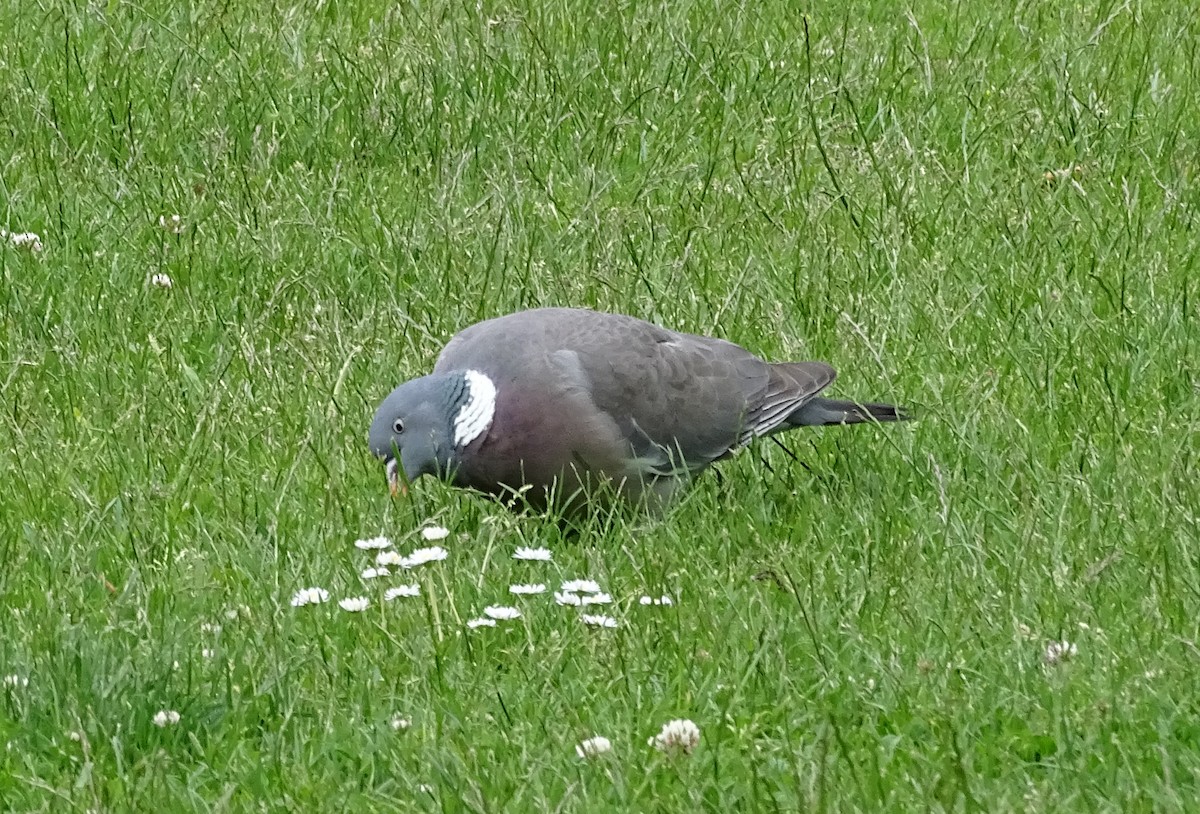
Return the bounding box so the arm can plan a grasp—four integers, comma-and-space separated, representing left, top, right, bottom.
368, 370, 497, 495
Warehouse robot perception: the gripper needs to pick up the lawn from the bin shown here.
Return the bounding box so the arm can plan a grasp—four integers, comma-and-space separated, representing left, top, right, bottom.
1, 0, 1198, 810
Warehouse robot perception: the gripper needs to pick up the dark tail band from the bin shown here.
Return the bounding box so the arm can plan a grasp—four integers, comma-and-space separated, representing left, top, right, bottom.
787, 397, 910, 427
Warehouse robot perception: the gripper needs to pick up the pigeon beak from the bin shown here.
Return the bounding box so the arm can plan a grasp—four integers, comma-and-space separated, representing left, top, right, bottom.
385, 458, 407, 497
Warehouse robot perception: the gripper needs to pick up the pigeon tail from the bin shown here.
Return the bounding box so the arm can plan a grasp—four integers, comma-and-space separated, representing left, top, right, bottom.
786, 397, 909, 427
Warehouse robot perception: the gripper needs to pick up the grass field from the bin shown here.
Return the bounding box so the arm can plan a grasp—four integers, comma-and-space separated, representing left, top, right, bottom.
2, 0, 1199, 809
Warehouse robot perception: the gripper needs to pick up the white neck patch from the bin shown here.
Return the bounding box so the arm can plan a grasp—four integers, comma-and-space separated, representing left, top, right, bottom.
452, 370, 496, 448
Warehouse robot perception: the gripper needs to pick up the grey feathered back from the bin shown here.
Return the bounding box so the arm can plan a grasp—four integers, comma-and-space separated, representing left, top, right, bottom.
435, 308, 836, 474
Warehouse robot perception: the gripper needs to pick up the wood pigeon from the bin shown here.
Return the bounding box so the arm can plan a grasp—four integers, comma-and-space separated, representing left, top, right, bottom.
369, 308, 908, 513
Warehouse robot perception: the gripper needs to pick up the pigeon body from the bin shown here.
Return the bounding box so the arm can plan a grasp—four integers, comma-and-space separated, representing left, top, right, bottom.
369, 308, 906, 512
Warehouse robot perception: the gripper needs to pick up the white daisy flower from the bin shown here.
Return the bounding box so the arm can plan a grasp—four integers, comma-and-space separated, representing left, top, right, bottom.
509, 583, 546, 595
376, 550, 406, 566
2, 675, 28, 689
1044, 640, 1077, 665
360, 566, 390, 580
290, 587, 330, 607
384, 584, 420, 601
150, 272, 173, 288
554, 591, 584, 607
391, 715, 411, 730
403, 546, 448, 567
152, 710, 181, 727
420, 525, 450, 541
199, 623, 221, 634
649, 719, 700, 754
158, 214, 185, 234
561, 579, 602, 594
513, 546, 552, 561
338, 597, 370, 612
639, 595, 674, 606
484, 605, 521, 620
467, 617, 497, 629
576, 735, 612, 758
581, 593, 612, 606
354, 535, 392, 550
201, 648, 215, 659
581, 614, 618, 629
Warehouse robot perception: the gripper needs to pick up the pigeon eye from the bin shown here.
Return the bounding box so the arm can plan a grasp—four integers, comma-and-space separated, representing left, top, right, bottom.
392, 418, 405, 434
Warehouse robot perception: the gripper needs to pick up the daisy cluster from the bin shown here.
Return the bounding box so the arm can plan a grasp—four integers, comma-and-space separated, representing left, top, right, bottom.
288, 523, 675, 635
467, 577, 605, 631
471, 571, 667, 631
289, 526, 451, 613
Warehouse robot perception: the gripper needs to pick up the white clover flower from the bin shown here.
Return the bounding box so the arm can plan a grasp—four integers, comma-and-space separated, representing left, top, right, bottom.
403, 546, 448, 567
649, 719, 700, 754
581, 614, 618, 629
376, 550, 406, 567
555, 591, 583, 607
513, 546, 552, 561
2, 675, 28, 689
639, 595, 674, 606
391, 715, 411, 731
576, 735, 612, 758
4, 230, 43, 253
290, 587, 330, 607
354, 535, 392, 550
420, 525, 450, 541
152, 710, 181, 727
1044, 640, 1077, 665
484, 605, 521, 620
561, 579, 602, 594
384, 584, 420, 601
509, 583, 546, 595
150, 273, 173, 288
581, 593, 612, 606
158, 214, 184, 234
338, 597, 370, 612
467, 617, 497, 629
